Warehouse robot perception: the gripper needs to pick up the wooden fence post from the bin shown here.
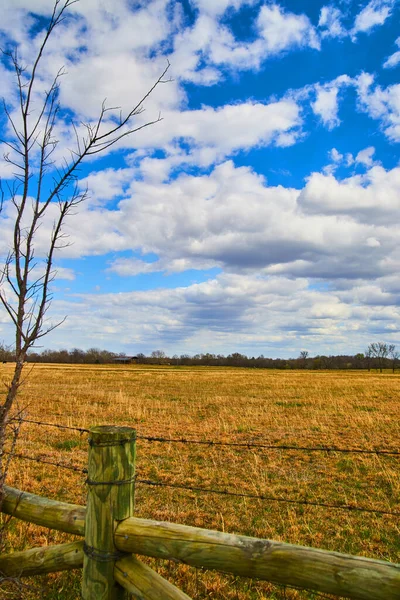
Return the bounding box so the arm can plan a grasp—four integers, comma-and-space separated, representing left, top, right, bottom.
82, 425, 136, 600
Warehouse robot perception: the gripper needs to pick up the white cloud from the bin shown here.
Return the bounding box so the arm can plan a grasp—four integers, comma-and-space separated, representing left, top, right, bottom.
189, 0, 256, 17
383, 36, 400, 68
323, 147, 345, 175
355, 146, 376, 167
170, 3, 321, 83
330, 148, 343, 163
257, 4, 320, 53
128, 98, 303, 163
356, 73, 400, 141
1, 1, 400, 356
312, 86, 340, 129
29, 269, 400, 356
352, 0, 394, 35
68, 162, 400, 289
311, 75, 352, 129
299, 165, 400, 225
79, 168, 135, 204
28, 264, 76, 282
3, 160, 396, 287
318, 6, 345, 38
2, 156, 400, 354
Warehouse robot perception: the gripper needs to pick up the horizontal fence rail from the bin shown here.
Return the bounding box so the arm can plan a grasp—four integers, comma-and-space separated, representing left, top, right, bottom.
2, 481, 400, 599
2, 485, 85, 535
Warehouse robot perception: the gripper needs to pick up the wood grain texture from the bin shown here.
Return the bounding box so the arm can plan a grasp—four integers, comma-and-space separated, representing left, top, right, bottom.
115, 555, 192, 599
3, 475, 400, 598
81, 425, 136, 600
115, 517, 400, 600
0, 541, 83, 576
2, 485, 85, 535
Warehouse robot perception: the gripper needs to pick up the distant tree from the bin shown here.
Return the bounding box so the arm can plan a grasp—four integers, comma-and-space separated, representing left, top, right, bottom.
0, 342, 13, 363
298, 350, 309, 369
366, 342, 392, 373
227, 352, 247, 366
151, 350, 166, 359
312, 356, 323, 370
388, 345, 399, 373
179, 354, 191, 365
150, 350, 166, 364
70, 348, 85, 364
365, 347, 372, 372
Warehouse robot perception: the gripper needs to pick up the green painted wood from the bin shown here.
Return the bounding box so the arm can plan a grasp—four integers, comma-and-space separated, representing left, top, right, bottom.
114, 555, 192, 599
0, 541, 83, 576
3, 477, 400, 599
2, 485, 85, 535
81, 425, 136, 600
115, 517, 400, 600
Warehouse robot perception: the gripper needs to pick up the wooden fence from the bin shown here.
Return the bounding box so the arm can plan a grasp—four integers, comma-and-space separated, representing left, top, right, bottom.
0, 425, 399, 599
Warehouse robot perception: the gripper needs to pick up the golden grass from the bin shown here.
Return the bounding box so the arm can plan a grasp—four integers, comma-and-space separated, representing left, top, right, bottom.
1, 363, 400, 599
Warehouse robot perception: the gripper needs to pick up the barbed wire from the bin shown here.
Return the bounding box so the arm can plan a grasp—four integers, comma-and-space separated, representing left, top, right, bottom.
2, 450, 87, 474
6, 449, 396, 517
16, 418, 90, 434
16, 419, 400, 456
135, 477, 400, 516
137, 435, 400, 456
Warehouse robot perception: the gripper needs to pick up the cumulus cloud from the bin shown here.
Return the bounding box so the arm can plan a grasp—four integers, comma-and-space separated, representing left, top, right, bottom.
323, 147, 351, 175
318, 6, 346, 38
190, 0, 256, 17
355, 146, 376, 167
20, 268, 399, 356
78, 168, 136, 204
2, 156, 400, 354
170, 2, 320, 81
2, 159, 396, 286
352, 0, 395, 35
62, 162, 400, 291
310, 75, 352, 129
256, 4, 320, 53
329, 148, 343, 163
299, 165, 400, 225
319, 1, 395, 41
120, 98, 303, 167
1, 1, 400, 356
356, 73, 400, 141
383, 36, 400, 68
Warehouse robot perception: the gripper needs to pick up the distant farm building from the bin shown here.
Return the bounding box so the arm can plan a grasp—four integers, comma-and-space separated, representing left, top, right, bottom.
113, 356, 138, 364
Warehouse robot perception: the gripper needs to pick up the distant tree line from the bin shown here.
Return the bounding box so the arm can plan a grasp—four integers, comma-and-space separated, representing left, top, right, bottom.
0, 342, 398, 372
0, 345, 116, 365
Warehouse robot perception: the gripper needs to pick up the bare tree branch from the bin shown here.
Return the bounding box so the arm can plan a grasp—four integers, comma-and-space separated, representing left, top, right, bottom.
0, 0, 169, 510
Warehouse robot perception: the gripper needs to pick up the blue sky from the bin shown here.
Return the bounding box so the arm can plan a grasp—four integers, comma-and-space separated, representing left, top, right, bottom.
0, 0, 400, 357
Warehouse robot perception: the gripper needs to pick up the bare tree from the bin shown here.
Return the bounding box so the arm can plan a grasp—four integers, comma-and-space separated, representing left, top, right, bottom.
0, 0, 169, 504
298, 350, 309, 369
388, 344, 399, 374
366, 342, 392, 373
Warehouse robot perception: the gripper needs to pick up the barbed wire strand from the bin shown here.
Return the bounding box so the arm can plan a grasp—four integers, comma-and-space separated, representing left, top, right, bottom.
15, 419, 400, 456
4, 447, 396, 517
138, 435, 400, 456
135, 477, 400, 516
3, 450, 87, 474
16, 418, 90, 434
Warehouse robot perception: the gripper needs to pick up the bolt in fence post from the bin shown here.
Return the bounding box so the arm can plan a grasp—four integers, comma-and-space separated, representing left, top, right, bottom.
82, 425, 136, 600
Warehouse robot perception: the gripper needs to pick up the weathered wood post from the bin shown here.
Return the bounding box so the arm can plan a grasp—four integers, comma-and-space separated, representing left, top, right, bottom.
82, 425, 136, 600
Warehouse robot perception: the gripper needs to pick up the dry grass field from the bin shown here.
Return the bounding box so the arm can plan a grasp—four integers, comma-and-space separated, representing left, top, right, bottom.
1, 363, 399, 599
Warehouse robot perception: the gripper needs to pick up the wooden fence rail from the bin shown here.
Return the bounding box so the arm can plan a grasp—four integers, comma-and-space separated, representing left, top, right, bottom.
1, 425, 399, 599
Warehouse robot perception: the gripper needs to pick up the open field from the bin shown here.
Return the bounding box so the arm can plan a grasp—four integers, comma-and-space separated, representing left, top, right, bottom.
1, 363, 399, 599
